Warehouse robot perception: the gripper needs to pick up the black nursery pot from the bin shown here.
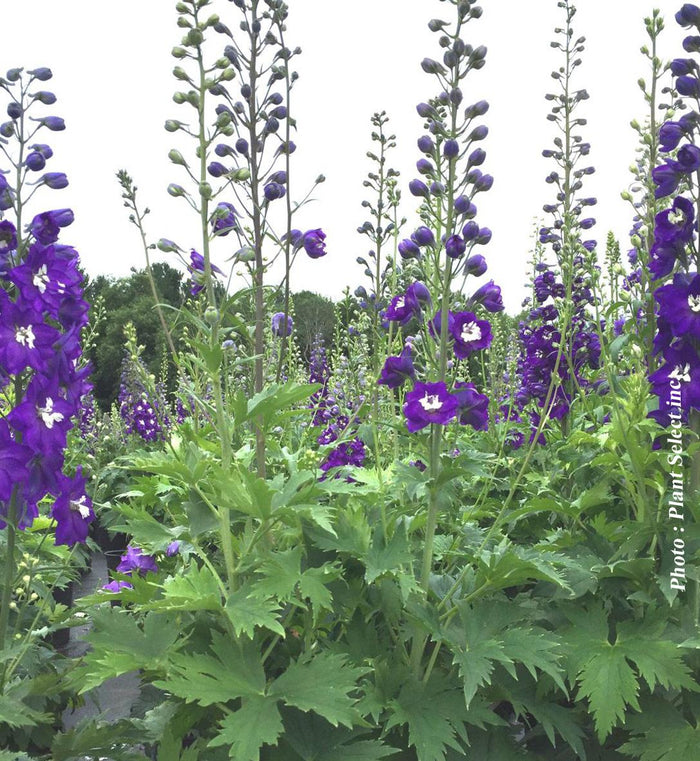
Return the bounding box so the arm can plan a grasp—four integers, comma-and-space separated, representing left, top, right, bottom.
92, 521, 128, 572
49, 581, 73, 650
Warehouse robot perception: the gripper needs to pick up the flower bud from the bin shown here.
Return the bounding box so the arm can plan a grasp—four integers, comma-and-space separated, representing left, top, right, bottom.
417, 135, 435, 154
6, 102, 21, 119
412, 226, 435, 247
465, 100, 489, 118
235, 137, 249, 155
157, 238, 182, 252
443, 139, 459, 159
204, 306, 220, 325
236, 246, 256, 262
445, 234, 466, 258
168, 149, 187, 165
25, 152, 46, 171
165, 119, 183, 132
409, 179, 430, 197
468, 125, 488, 141
28, 67, 52, 81
232, 167, 251, 181
168, 183, 186, 197
39, 116, 66, 131
399, 239, 421, 259
42, 172, 68, 189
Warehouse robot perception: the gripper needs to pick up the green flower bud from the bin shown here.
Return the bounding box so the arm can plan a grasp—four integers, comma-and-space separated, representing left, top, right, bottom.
233, 167, 251, 181
173, 66, 190, 81
168, 183, 186, 197
172, 46, 188, 58
221, 68, 236, 81
236, 245, 256, 262
168, 149, 187, 165
176, 2, 190, 12
199, 181, 213, 199
620, 190, 632, 201
177, 17, 192, 28
186, 28, 204, 46
173, 92, 187, 105
204, 306, 220, 325
165, 119, 183, 132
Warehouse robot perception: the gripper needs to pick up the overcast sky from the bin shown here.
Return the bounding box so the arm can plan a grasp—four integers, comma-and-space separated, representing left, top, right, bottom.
1, 1, 687, 312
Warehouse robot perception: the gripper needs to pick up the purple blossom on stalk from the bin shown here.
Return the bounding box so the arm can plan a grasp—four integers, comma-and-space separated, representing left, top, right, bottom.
385, 289, 421, 326
467, 279, 504, 313
50, 467, 94, 546
655, 272, 700, 340
453, 381, 489, 430
403, 381, 459, 432
271, 311, 293, 337
210, 201, 238, 236
302, 228, 327, 259
117, 546, 159, 575
188, 249, 223, 296
450, 311, 492, 358
378, 346, 415, 389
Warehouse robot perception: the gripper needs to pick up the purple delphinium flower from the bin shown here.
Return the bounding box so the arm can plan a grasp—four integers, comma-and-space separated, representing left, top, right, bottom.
468, 279, 503, 313
385, 289, 421, 326
51, 467, 94, 546
188, 249, 224, 296
403, 381, 459, 432
450, 311, 492, 359
102, 580, 134, 593
210, 201, 238, 236
453, 381, 489, 430
117, 545, 159, 575
166, 540, 181, 557
378, 346, 415, 389
655, 272, 700, 340
302, 229, 327, 258
271, 311, 293, 337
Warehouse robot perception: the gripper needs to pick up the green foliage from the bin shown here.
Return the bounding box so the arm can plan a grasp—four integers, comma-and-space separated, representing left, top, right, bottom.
84, 263, 185, 409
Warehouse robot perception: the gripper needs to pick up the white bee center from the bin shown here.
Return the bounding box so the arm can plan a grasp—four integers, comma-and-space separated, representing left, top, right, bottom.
668, 208, 685, 226
38, 397, 64, 429
419, 393, 443, 412
460, 321, 482, 343
15, 325, 36, 349
70, 495, 91, 519
32, 264, 50, 293
394, 296, 405, 310
688, 294, 700, 313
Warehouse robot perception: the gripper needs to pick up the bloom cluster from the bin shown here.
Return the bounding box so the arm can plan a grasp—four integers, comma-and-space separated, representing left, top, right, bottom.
0, 67, 92, 545
373, 4, 502, 436
305, 333, 367, 475
514, 1, 601, 440
648, 4, 700, 419
118, 355, 170, 442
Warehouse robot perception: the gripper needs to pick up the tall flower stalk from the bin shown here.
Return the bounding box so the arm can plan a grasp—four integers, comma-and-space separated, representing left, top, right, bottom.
378, 0, 502, 674
0, 66, 92, 663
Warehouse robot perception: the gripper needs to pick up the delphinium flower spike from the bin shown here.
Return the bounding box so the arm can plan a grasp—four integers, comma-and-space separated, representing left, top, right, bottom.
647, 3, 700, 490
0, 63, 93, 656
516, 0, 600, 443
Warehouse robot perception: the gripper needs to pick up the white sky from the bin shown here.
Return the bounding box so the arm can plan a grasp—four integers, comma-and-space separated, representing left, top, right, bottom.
0, 0, 687, 313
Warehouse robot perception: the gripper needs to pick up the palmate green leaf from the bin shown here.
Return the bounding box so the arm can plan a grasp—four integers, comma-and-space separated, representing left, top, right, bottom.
0, 688, 49, 728
254, 547, 303, 599
619, 721, 700, 761
225, 585, 285, 637
577, 643, 640, 742
146, 563, 223, 611
473, 542, 572, 595
364, 525, 413, 584
153, 631, 265, 706
503, 679, 585, 758
617, 621, 699, 693
499, 628, 566, 693
0, 751, 34, 761
452, 634, 508, 708
385, 675, 469, 761
269, 651, 368, 727
52, 719, 142, 761
276, 709, 398, 761
245, 382, 320, 428
208, 694, 284, 760
79, 609, 180, 691
299, 564, 340, 615
449, 599, 564, 708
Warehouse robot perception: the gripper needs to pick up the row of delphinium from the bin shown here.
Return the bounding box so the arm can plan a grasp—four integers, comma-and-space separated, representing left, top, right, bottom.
0, 66, 95, 751
2, 2, 700, 761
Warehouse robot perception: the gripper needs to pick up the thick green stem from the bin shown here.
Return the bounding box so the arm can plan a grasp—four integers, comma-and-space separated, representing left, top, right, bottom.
0, 494, 18, 688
